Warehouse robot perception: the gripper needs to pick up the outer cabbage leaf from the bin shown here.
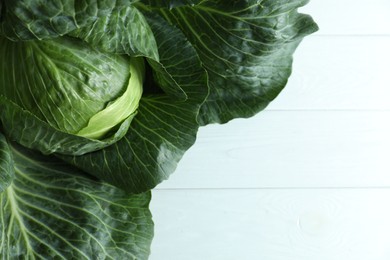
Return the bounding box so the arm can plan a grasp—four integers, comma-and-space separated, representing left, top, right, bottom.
1, 0, 81, 39
138, 0, 203, 8
61, 12, 208, 193
0, 133, 14, 193
0, 142, 153, 259
0, 0, 158, 60
70, 4, 159, 60
1, 0, 136, 38
141, 0, 319, 125
0, 1, 3, 21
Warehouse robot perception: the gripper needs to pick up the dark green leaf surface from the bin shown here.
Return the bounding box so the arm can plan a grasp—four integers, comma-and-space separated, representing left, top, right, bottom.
1, 0, 138, 40
0, 142, 153, 259
70, 5, 159, 60
137, 0, 203, 8
0, 133, 14, 193
1, 0, 78, 39
63, 12, 208, 193
146, 0, 318, 125
0, 1, 3, 21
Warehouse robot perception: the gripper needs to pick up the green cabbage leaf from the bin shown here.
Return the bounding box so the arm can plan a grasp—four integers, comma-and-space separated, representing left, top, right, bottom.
0, 141, 153, 259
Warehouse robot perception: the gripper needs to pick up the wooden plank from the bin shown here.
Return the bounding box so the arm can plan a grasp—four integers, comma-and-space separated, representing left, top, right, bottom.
301, 0, 390, 35
156, 111, 390, 189
267, 36, 390, 110
150, 188, 390, 260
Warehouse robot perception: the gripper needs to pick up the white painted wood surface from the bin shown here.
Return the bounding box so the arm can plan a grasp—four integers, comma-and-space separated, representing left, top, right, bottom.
268, 36, 390, 110
151, 189, 390, 260
300, 0, 390, 36
150, 0, 390, 259
156, 111, 390, 189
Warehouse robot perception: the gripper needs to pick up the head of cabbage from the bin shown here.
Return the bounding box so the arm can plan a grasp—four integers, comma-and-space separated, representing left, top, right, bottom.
0, 0, 318, 191
0, 36, 144, 141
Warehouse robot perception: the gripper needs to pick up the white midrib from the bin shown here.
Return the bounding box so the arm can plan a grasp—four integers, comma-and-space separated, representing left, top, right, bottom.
6, 185, 35, 258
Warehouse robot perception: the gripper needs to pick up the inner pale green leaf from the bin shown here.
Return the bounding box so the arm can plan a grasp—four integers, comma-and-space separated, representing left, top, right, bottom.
77, 57, 144, 139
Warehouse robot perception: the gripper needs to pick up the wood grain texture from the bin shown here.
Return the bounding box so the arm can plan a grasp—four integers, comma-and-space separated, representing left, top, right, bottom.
151, 189, 390, 260
267, 36, 390, 110
156, 111, 389, 189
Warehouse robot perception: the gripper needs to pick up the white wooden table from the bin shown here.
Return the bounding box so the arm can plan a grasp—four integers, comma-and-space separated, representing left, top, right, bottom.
150, 1, 390, 259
